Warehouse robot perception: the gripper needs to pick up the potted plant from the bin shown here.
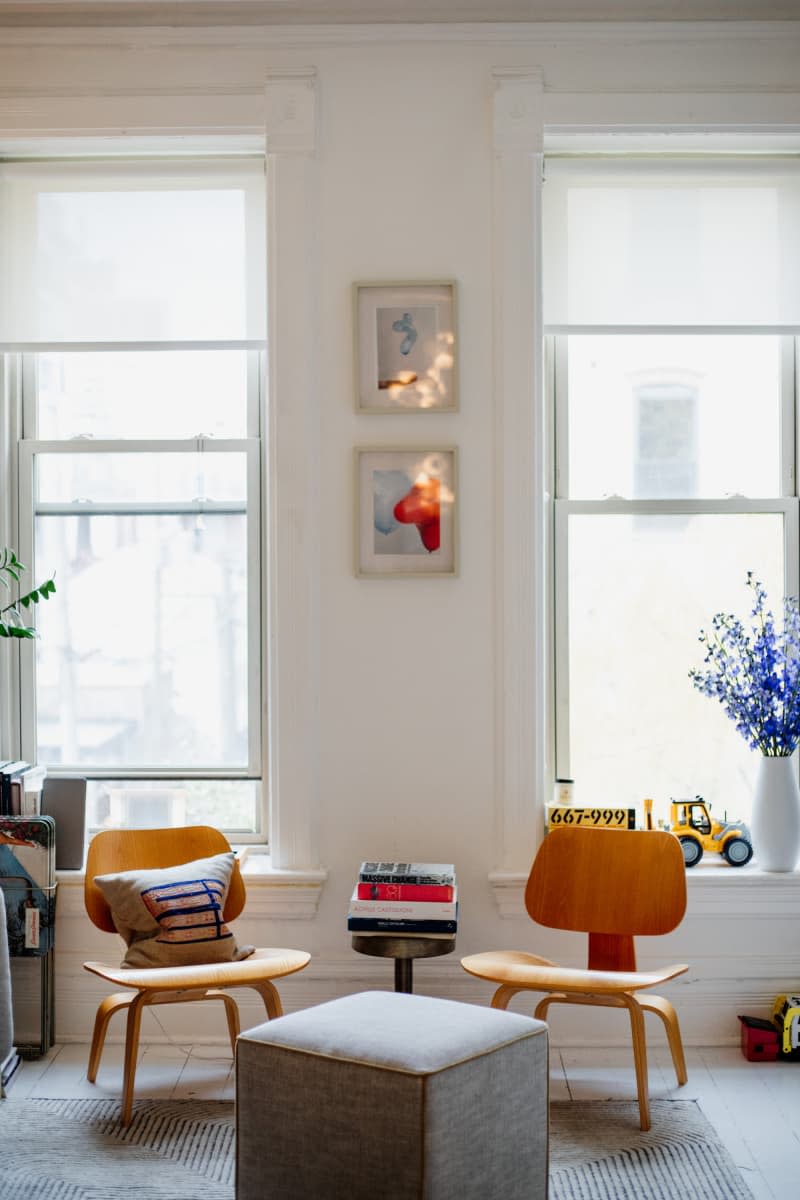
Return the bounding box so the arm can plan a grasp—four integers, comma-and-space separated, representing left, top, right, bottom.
0, 548, 56, 639
689, 572, 800, 872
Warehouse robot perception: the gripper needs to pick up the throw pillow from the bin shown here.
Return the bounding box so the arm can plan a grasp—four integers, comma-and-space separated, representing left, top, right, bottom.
94, 852, 255, 969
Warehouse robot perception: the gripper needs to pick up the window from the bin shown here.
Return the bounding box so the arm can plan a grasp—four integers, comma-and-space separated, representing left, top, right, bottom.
1, 158, 267, 837
545, 158, 800, 826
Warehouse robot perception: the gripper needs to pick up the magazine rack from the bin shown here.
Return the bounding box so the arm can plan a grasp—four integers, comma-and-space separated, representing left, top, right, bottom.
1, 815, 57, 1057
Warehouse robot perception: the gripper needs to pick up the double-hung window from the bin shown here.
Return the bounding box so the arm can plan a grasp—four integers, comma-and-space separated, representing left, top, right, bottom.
544, 157, 800, 824
1, 157, 267, 838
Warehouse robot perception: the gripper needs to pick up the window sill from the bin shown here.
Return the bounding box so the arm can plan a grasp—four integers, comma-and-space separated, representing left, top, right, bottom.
489, 860, 800, 918
56, 854, 328, 920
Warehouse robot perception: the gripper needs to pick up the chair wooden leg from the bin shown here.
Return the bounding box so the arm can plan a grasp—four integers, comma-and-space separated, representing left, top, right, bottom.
490, 985, 525, 1011
533, 993, 569, 1023
87, 992, 132, 1083
220, 992, 240, 1054
640, 993, 688, 1086
120, 991, 149, 1128
621, 994, 650, 1132
251, 980, 283, 1020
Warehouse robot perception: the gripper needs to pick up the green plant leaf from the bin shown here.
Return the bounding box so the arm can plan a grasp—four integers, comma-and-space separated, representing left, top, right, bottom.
0, 547, 56, 634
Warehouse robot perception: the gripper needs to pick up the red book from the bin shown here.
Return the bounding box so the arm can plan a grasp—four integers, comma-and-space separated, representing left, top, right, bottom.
356, 881, 455, 902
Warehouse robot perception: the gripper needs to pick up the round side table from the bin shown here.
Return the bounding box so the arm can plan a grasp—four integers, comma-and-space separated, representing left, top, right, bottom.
351, 934, 457, 993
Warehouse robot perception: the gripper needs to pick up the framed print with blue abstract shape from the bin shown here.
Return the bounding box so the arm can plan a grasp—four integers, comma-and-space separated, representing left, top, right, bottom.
354, 282, 458, 413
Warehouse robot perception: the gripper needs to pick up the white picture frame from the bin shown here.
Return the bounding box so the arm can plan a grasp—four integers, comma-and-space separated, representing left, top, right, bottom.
355, 446, 458, 578
354, 281, 458, 414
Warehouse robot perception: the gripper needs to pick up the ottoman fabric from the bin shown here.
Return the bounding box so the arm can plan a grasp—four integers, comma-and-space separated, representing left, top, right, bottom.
236, 990, 548, 1200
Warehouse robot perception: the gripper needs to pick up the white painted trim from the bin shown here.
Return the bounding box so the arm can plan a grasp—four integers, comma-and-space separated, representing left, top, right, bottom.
490, 864, 800, 916
491, 69, 546, 873
263, 71, 322, 870
0, 21, 799, 49
264, 69, 317, 156
0, 75, 325, 877
493, 66, 545, 155
56, 864, 326, 917
0, 94, 266, 139
50, 869, 799, 1045
543, 97, 800, 132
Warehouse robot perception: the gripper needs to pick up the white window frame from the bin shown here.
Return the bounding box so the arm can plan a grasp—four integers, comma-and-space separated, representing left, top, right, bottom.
0, 75, 325, 899
550, 332, 800, 787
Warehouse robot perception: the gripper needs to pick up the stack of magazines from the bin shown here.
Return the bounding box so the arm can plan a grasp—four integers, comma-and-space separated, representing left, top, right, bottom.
347, 862, 458, 937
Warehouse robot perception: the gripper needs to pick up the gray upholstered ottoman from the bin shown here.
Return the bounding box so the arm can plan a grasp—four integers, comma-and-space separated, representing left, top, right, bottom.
236, 990, 548, 1200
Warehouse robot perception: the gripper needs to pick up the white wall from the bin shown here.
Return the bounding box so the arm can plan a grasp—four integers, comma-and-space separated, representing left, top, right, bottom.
3, 18, 800, 1050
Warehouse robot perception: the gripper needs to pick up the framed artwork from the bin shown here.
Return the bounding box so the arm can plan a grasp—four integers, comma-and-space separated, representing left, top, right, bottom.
354, 281, 457, 413
355, 447, 458, 578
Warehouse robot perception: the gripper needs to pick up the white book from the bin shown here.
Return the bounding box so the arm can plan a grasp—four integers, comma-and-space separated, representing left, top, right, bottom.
348, 886, 458, 920
349, 929, 456, 940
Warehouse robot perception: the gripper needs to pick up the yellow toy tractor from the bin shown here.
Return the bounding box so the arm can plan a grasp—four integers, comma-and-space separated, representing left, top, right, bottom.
667, 796, 753, 868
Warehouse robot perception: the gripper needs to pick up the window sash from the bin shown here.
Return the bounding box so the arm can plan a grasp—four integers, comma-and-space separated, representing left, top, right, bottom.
15, 360, 264, 783
553, 496, 800, 784
550, 332, 800, 790
552, 334, 797, 501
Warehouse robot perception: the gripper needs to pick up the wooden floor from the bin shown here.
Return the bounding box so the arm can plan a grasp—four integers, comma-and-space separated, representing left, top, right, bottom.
7, 1041, 799, 1196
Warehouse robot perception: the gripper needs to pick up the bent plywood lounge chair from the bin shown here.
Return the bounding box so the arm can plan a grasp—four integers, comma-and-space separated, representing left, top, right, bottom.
461, 825, 689, 1131
83, 825, 310, 1125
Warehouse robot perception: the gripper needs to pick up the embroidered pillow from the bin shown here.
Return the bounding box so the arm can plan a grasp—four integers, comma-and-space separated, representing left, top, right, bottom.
94, 852, 255, 969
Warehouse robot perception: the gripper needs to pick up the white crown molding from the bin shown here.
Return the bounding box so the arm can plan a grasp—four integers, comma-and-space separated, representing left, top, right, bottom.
0, 0, 798, 28
0, 20, 798, 48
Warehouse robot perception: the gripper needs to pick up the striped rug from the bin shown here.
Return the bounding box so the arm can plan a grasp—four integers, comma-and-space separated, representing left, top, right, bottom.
0, 1096, 752, 1199
549, 1099, 754, 1199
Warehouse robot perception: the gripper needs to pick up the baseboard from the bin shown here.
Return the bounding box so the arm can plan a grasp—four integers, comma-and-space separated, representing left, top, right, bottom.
1, 1046, 22, 1095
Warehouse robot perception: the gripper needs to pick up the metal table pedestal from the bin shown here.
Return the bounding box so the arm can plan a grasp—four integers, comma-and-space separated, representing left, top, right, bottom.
351, 934, 457, 993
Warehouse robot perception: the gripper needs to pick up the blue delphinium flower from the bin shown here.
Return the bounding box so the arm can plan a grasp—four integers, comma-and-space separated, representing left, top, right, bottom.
689, 573, 800, 757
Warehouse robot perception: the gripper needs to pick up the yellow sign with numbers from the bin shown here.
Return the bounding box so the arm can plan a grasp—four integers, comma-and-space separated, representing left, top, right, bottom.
547, 806, 636, 830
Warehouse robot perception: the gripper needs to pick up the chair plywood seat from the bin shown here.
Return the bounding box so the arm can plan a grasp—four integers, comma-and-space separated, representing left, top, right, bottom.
461, 951, 688, 996
83, 946, 309, 992
461, 826, 689, 1131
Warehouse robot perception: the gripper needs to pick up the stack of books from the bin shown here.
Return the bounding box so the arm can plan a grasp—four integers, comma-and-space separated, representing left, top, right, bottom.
347, 862, 458, 938
0, 761, 47, 817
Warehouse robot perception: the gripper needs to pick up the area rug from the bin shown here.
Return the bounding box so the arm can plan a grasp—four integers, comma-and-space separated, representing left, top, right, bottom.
549, 1100, 753, 1199
0, 1096, 752, 1199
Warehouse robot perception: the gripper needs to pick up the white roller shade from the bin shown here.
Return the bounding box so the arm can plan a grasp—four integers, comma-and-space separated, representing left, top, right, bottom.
543, 158, 800, 329
0, 158, 266, 343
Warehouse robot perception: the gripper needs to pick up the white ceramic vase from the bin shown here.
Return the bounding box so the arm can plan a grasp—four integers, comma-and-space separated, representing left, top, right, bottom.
751, 753, 800, 872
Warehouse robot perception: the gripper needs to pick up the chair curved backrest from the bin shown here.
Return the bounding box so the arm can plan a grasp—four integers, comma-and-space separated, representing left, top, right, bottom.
524, 826, 686, 971
84, 825, 247, 934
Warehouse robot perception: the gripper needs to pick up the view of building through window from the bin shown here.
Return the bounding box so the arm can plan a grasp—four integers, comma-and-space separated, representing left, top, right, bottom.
556, 333, 791, 826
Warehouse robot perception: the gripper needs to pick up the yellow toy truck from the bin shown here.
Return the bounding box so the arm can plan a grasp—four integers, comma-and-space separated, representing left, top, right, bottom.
667, 796, 753, 868
772, 994, 800, 1054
